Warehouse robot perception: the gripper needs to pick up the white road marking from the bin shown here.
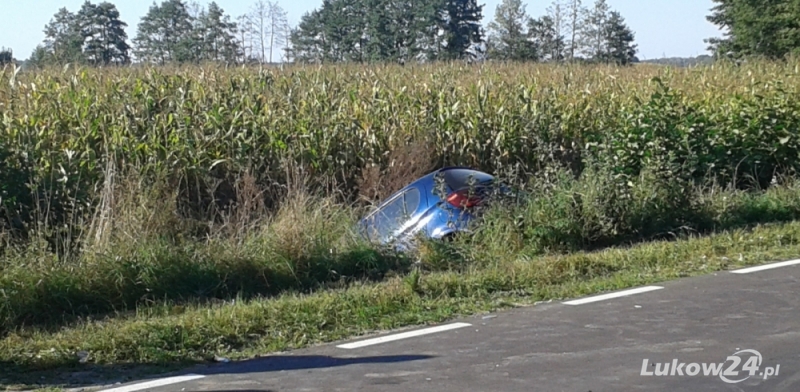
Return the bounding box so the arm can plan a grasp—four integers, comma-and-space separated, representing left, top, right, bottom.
97, 374, 205, 392
563, 286, 664, 305
730, 259, 800, 274
337, 322, 472, 349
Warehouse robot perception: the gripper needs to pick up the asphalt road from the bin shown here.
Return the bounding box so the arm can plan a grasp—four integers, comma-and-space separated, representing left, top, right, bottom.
99, 261, 800, 392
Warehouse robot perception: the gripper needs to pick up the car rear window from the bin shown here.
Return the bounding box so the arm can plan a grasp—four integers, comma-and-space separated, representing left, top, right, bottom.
442, 169, 494, 190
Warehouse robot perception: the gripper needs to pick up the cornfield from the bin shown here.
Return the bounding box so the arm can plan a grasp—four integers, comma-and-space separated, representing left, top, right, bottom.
1, 60, 800, 248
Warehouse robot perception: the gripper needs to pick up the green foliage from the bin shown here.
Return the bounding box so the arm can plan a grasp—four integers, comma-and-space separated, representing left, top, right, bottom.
133, 0, 197, 64
2, 62, 800, 376
487, 0, 637, 64
487, 0, 537, 61
527, 15, 565, 62
133, 0, 241, 65
26, 46, 51, 69
36, 2, 131, 66
78, 1, 131, 65
1, 62, 799, 242
0, 48, 13, 65
602, 11, 637, 65
43, 8, 86, 65
195, 2, 241, 62
435, 0, 485, 60
4, 219, 800, 373
707, 0, 800, 60
288, 0, 483, 63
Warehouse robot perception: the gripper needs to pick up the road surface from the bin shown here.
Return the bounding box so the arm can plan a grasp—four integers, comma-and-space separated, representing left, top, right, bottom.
98, 260, 800, 392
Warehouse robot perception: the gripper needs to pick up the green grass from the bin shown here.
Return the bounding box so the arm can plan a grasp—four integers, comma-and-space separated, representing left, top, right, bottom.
3, 218, 800, 389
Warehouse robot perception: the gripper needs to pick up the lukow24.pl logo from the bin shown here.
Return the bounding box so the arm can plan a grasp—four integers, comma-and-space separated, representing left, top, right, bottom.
641, 349, 780, 384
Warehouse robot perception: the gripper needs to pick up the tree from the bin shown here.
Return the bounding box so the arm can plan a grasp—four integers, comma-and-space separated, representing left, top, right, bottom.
236, 14, 256, 63
27, 45, 51, 68
486, 0, 535, 60
528, 15, 565, 62
78, 1, 131, 65
367, 0, 440, 63
133, 0, 196, 64
195, 2, 240, 62
248, 0, 269, 62
581, 0, 609, 61
564, 0, 585, 60
287, 0, 482, 63
544, 1, 567, 62
287, 8, 328, 63
435, 0, 485, 60
246, 1, 291, 63
288, 0, 402, 63
706, 0, 800, 59
43, 8, 86, 64
0, 47, 13, 65
603, 11, 637, 65
267, 2, 290, 62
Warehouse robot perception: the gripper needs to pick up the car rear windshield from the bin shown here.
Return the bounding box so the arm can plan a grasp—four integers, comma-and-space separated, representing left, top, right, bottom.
443, 169, 494, 191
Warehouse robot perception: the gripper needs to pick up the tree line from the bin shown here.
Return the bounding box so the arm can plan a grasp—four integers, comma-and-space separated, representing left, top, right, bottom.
486, 0, 636, 64
25, 0, 290, 68
6, 0, 799, 68
17, 0, 638, 67
286, 0, 636, 65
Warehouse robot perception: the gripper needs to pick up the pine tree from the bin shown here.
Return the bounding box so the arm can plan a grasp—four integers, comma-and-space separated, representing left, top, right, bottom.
287, 0, 483, 63
0, 47, 13, 65
436, 0, 485, 60
133, 0, 196, 64
43, 8, 85, 64
364, 0, 397, 61
287, 8, 327, 63
487, 0, 535, 61
603, 11, 637, 65
706, 0, 800, 59
321, 0, 368, 62
528, 15, 565, 62
78, 1, 131, 65
27, 45, 51, 68
195, 2, 240, 62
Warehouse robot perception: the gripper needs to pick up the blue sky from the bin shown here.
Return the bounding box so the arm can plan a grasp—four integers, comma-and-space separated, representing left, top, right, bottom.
1, 0, 722, 60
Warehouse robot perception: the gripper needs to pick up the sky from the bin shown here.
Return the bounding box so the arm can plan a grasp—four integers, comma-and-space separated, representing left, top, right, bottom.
0, 0, 723, 61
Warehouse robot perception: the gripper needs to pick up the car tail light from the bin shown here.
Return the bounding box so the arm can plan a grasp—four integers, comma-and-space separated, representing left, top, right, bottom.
446, 190, 482, 209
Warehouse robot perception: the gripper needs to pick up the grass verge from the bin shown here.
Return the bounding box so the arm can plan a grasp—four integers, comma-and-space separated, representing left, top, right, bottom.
3, 219, 800, 389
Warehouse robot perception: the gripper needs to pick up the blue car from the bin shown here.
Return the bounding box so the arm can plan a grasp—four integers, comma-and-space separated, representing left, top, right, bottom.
357, 167, 499, 250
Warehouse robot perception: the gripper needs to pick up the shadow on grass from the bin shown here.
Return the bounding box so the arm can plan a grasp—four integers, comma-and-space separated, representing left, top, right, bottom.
0, 355, 434, 390
0, 247, 414, 335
